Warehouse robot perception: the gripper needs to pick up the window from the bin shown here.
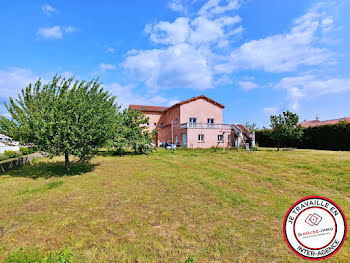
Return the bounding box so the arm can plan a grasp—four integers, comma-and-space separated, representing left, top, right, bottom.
174, 118, 178, 125
207, 118, 214, 124
154, 122, 157, 126
161, 123, 164, 127
218, 134, 223, 142
198, 134, 204, 142
228, 135, 231, 143
189, 118, 197, 123
175, 135, 178, 143
147, 123, 150, 126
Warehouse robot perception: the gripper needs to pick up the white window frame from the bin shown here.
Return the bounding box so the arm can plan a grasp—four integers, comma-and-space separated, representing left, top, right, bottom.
198, 134, 204, 142
189, 117, 197, 123
218, 134, 223, 142
207, 118, 214, 124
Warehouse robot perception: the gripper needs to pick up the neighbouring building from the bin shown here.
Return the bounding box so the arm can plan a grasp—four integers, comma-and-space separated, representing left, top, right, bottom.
299, 117, 350, 128
129, 95, 255, 149
0, 134, 20, 154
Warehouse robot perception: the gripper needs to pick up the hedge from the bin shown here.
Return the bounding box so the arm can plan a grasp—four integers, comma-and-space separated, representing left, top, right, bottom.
256, 123, 350, 151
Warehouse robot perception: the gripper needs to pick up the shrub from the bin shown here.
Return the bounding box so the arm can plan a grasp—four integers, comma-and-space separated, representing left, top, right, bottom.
4, 150, 16, 158
0, 155, 10, 161
15, 152, 23, 157
20, 147, 34, 155
256, 122, 350, 151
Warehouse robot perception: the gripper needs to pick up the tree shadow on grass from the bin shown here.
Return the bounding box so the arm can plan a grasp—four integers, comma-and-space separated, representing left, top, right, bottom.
2, 161, 98, 179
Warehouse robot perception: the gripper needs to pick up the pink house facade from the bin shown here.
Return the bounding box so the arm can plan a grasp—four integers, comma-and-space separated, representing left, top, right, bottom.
130, 95, 255, 149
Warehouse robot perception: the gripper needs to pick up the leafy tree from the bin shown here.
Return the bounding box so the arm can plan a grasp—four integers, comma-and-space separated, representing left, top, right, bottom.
0, 76, 118, 170
108, 108, 154, 154
269, 111, 303, 151
244, 122, 258, 132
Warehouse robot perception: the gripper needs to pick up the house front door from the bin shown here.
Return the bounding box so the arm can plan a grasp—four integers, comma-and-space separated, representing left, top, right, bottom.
181, 133, 187, 148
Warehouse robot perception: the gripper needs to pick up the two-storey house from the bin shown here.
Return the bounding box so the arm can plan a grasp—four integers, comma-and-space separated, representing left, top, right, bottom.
129, 95, 254, 149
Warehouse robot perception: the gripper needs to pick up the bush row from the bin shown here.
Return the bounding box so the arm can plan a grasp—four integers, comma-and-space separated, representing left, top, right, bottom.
0, 147, 35, 162
256, 123, 350, 151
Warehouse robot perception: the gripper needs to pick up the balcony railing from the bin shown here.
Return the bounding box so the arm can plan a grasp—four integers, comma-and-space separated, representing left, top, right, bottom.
180, 123, 233, 130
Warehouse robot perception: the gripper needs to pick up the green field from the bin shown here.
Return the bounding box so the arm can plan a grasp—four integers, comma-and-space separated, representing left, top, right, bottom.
0, 148, 349, 262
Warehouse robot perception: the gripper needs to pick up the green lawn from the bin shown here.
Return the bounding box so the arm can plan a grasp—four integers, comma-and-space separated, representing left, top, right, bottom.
0, 148, 349, 262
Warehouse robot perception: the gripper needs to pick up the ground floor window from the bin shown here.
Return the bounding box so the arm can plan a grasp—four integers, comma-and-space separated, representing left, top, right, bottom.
218, 134, 223, 142
175, 135, 178, 143
228, 135, 231, 143
198, 134, 204, 142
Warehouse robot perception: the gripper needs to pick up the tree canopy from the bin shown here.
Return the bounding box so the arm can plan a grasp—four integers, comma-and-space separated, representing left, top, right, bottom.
0, 76, 119, 169
108, 108, 155, 155
268, 111, 303, 150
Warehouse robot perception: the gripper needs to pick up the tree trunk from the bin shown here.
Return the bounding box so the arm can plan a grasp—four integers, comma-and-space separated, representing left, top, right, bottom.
65, 153, 70, 171
277, 140, 280, 151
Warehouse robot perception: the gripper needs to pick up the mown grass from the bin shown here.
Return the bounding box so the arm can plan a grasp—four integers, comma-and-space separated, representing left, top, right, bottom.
0, 148, 349, 262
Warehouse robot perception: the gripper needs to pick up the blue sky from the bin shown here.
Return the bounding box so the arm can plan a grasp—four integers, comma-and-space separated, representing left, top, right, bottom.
1, 0, 350, 127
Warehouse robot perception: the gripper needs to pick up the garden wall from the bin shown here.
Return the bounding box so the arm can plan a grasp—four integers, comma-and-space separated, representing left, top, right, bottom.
0, 152, 47, 173
256, 123, 350, 151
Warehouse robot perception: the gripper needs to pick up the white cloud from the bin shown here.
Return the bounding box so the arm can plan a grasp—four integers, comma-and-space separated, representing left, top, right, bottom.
99, 63, 116, 72
103, 83, 178, 108
145, 15, 241, 47
145, 17, 191, 45
0, 68, 78, 101
238, 80, 258, 91
168, 0, 186, 12
123, 43, 213, 90
0, 68, 39, 99
106, 47, 115, 54
215, 3, 335, 74
123, 0, 340, 101
64, 26, 77, 33
41, 4, 57, 17
198, 0, 240, 16
37, 26, 63, 39
264, 107, 279, 116
124, 0, 243, 91
275, 75, 350, 110
37, 26, 76, 39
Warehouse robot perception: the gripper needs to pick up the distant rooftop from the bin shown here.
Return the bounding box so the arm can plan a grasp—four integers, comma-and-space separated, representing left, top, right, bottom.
299, 117, 350, 128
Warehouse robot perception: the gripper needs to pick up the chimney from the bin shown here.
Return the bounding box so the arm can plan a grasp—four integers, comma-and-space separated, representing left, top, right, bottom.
315, 113, 319, 121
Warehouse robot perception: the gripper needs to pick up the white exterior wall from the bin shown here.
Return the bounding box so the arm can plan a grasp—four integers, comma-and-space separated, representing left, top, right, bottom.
0, 143, 20, 153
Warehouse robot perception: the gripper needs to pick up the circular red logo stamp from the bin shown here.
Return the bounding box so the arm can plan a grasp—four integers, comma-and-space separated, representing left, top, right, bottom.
283, 196, 347, 260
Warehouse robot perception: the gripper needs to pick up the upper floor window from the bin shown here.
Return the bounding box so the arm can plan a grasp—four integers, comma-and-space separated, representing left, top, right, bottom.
208, 118, 214, 124
174, 118, 178, 125
147, 123, 150, 126
218, 134, 223, 142
189, 117, 197, 123
154, 122, 157, 126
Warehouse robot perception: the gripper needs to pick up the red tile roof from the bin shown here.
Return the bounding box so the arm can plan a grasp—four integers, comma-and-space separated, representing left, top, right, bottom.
129, 105, 169, 112
299, 117, 350, 128
129, 95, 225, 113
129, 95, 225, 112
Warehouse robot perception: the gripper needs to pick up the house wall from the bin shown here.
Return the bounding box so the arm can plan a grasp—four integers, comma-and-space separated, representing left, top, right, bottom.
0, 143, 20, 154
142, 112, 164, 132
185, 128, 233, 149
158, 105, 181, 145
180, 99, 223, 124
